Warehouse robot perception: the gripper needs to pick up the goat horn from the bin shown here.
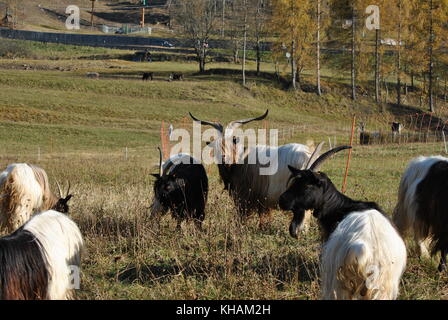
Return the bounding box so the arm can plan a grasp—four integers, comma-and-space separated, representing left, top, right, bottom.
66, 181, 71, 197
228, 110, 269, 130
157, 147, 163, 176
309, 145, 352, 172
189, 112, 224, 133
56, 180, 63, 198
305, 141, 325, 170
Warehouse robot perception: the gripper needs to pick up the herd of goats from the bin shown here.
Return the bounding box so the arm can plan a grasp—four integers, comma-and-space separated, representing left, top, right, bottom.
0, 109, 447, 300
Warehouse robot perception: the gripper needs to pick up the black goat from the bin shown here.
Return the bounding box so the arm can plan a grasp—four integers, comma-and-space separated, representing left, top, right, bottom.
278, 145, 358, 239
150, 149, 208, 230
142, 72, 154, 81
279, 145, 407, 300
393, 156, 448, 272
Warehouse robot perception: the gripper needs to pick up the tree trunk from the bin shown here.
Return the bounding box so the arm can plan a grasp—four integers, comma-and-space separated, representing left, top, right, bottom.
397, 1, 402, 108
429, 0, 434, 112
375, 29, 380, 103
316, 0, 322, 96
291, 40, 297, 90
256, 38, 261, 75
351, 4, 356, 101
221, 0, 226, 37
242, 0, 248, 86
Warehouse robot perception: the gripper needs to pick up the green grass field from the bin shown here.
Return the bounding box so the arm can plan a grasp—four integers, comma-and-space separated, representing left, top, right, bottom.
1, 40, 448, 300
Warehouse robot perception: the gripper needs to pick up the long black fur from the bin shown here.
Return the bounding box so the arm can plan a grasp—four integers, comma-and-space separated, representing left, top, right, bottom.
415, 160, 448, 270
0, 228, 49, 300
152, 157, 208, 229
279, 169, 382, 240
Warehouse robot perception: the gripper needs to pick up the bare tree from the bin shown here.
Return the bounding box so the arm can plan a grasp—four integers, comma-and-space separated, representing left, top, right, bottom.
172, 0, 217, 73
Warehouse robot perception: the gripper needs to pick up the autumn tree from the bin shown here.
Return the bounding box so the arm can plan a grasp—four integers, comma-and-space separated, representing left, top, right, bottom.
271, 0, 314, 90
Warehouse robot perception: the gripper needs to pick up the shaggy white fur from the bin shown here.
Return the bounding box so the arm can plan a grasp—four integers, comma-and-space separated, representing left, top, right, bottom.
0, 163, 45, 233
393, 156, 447, 257
321, 209, 407, 300
24, 210, 84, 300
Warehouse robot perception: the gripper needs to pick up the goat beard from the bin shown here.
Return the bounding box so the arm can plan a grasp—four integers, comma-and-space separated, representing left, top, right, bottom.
289, 208, 306, 239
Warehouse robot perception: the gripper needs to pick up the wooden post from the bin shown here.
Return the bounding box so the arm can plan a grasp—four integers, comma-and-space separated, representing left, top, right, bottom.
342, 116, 356, 194
141, 7, 145, 27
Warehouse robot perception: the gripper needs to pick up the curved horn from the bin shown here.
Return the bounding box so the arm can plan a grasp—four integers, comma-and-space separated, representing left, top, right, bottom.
66, 181, 71, 197
189, 112, 224, 133
305, 141, 325, 170
228, 109, 269, 129
56, 180, 63, 198
309, 145, 352, 172
157, 147, 163, 175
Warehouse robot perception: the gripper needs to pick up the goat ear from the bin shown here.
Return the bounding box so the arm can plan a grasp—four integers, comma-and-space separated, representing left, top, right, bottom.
65, 194, 73, 203
151, 173, 161, 179
288, 165, 301, 176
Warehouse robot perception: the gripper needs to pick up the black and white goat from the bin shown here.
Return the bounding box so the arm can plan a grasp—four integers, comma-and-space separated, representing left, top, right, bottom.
0, 210, 83, 299
189, 110, 316, 229
393, 156, 448, 271
150, 149, 208, 229
279, 146, 407, 300
0, 163, 73, 233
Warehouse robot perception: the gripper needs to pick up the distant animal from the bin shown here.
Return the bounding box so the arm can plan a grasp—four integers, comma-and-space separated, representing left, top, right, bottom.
279, 146, 407, 299
169, 73, 184, 81
189, 110, 315, 230
0, 163, 73, 233
391, 122, 402, 134
150, 148, 208, 230
142, 72, 154, 81
393, 156, 448, 272
0, 210, 83, 300
86, 72, 99, 79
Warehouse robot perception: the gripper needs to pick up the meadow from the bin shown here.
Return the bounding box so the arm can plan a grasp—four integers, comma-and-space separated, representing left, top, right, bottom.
1, 39, 448, 299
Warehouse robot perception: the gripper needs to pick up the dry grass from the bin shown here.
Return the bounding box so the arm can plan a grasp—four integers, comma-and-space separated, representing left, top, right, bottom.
1, 44, 448, 299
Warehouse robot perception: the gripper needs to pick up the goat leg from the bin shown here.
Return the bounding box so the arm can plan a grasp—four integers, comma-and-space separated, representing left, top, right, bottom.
438, 250, 447, 272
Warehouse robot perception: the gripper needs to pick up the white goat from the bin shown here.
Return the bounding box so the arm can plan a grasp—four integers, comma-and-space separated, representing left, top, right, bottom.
0, 163, 72, 233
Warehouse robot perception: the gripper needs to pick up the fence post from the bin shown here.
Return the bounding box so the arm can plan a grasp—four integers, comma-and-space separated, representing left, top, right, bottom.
342, 116, 356, 194
443, 131, 448, 154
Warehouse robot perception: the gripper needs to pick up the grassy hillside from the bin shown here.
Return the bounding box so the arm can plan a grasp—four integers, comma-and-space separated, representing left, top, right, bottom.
1, 41, 448, 300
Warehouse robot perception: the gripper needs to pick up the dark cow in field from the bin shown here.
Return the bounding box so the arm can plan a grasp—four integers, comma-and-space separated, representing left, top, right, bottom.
142, 72, 154, 81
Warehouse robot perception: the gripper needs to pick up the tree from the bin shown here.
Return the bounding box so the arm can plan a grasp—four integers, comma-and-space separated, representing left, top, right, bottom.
171, 0, 217, 73
252, 0, 271, 75
411, 0, 448, 112
271, 0, 314, 90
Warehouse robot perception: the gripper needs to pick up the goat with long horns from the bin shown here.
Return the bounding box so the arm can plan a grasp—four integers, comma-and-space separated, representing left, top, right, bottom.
189, 110, 317, 230
279, 144, 407, 300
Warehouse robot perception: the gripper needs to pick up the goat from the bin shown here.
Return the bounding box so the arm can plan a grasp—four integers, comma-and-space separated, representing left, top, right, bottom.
391, 122, 402, 134
169, 73, 184, 81
189, 110, 315, 230
142, 72, 154, 81
150, 148, 208, 230
0, 210, 83, 299
393, 156, 448, 272
0, 163, 72, 234
279, 146, 407, 299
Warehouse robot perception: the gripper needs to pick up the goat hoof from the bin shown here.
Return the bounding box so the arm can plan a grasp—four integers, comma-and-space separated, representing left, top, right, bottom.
438, 264, 446, 272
